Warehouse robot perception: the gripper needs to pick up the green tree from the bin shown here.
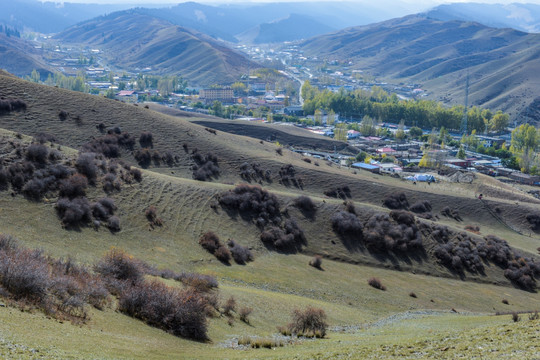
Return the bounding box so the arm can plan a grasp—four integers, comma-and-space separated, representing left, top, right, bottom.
211, 101, 223, 117
232, 82, 247, 96
30, 69, 40, 83
359, 115, 376, 136
510, 123, 539, 173
457, 146, 466, 159
489, 111, 509, 133
334, 123, 348, 141
314, 109, 323, 126
327, 110, 335, 126
409, 126, 423, 139
105, 87, 115, 99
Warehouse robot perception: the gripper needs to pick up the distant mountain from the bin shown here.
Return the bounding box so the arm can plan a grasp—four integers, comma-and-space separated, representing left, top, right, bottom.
0, 33, 52, 78
300, 15, 540, 125
425, 3, 540, 33
236, 14, 335, 44
56, 10, 259, 86
0, 0, 145, 34
141, 1, 428, 43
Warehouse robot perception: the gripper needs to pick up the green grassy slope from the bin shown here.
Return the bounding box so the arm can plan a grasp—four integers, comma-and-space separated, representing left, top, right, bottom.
0, 75, 539, 358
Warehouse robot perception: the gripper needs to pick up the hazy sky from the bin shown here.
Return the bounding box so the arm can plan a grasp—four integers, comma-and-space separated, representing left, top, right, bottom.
41, 0, 540, 4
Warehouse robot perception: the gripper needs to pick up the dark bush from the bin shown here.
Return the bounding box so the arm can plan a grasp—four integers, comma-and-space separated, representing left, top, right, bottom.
364, 212, 422, 252
134, 148, 152, 168
409, 292, 417, 298
383, 192, 409, 210
288, 307, 328, 338
410, 200, 432, 213
512, 312, 520, 322
441, 206, 462, 221
56, 197, 92, 227
26, 144, 49, 164
139, 132, 153, 148
130, 168, 142, 182
108, 216, 121, 232
324, 186, 351, 199
57, 110, 68, 120
199, 232, 221, 254
389, 210, 415, 226
76, 153, 98, 183
502, 299, 509, 305
260, 220, 305, 252
227, 239, 253, 265
239, 162, 272, 183
526, 213, 540, 231
214, 246, 231, 264
34, 133, 56, 144
368, 277, 386, 291
279, 164, 301, 188
145, 205, 163, 227
177, 273, 218, 292
303, 158, 311, 163
293, 195, 316, 215
118, 281, 208, 340
22, 178, 47, 200
309, 255, 323, 270
331, 211, 363, 238
92, 198, 116, 221
0, 248, 49, 302
276, 148, 283, 155
192, 152, 220, 181
59, 174, 88, 198
0, 168, 9, 190
219, 184, 281, 227
464, 224, 480, 233
344, 200, 356, 214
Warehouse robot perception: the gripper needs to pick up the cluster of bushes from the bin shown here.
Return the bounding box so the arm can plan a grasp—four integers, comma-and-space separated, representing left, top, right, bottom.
0, 234, 109, 321
433, 231, 540, 290
191, 150, 220, 181
331, 211, 363, 241
279, 307, 328, 338
278, 164, 303, 188
226, 239, 254, 265
0, 98, 27, 114
138, 131, 153, 148
199, 232, 231, 264
363, 211, 423, 252
441, 206, 462, 221
382, 192, 409, 210
219, 184, 281, 227
82, 131, 136, 158
239, 162, 272, 183
526, 213, 540, 231
464, 224, 480, 234
309, 255, 323, 270
94, 248, 214, 340
323, 185, 351, 199
368, 277, 386, 291
410, 200, 432, 213
260, 219, 306, 252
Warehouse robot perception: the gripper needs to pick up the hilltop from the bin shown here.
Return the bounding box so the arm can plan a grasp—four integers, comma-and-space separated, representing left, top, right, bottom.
55, 10, 259, 86
0, 74, 540, 358
300, 15, 540, 125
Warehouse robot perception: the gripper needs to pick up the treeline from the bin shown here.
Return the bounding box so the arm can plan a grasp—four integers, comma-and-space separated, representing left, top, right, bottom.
302, 83, 509, 133
0, 25, 20, 38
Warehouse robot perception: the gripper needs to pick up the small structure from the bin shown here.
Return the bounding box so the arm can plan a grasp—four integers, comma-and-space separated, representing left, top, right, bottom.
199, 88, 234, 104
509, 172, 540, 185
352, 163, 380, 173
116, 90, 137, 103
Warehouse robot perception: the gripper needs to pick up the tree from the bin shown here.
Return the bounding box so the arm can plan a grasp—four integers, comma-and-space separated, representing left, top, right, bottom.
231, 82, 247, 96
395, 120, 406, 142
267, 112, 273, 123
334, 123, 348, 141
489, 111, 509, 133
511, 124, 539, 173
211, 101, 223, 118
457, 146, 466, 159
359, 115, 376, 136
327, 110, 335, 126
314, 109, 323, 126
409, 126, 422, 139
30, 69, 40, 83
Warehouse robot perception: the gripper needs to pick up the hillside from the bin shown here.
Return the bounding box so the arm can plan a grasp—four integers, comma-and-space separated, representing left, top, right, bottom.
425, 2, 540, 33
0, 74, 540, 358
0, 33, 52, 78
55, 10, 259, 86
300, 15, 540, 125
236, 14, 335, 44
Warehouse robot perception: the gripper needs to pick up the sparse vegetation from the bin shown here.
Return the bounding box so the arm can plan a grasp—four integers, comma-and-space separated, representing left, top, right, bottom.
368, 277, 386, 290
286, 306, 328, 338
309, 255, 323, 270
383, 192, 409, 210
324, 186, 351, 199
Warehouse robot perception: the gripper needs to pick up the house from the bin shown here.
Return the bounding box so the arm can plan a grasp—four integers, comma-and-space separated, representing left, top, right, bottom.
445, 158, 469, 168
199, 88, 234, 104
376, 147, 397, 155
283, 106, 304, 117
352, 163, 380, 173
509, 172, 540, 185
116, 90, 138, 103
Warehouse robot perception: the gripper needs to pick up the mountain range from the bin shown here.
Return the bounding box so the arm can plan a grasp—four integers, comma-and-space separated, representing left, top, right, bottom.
55, 10, 258, 85
300, 15, 540, 125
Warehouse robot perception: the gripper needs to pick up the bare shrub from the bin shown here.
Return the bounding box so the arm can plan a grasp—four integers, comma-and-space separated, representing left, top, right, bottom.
107, 216, 121, 232
383, 192, 409, 210
239, 162, 272, 183
118, 281, 208, 340
302, 158, 311, 163
368, 277, 386, 291
139, 132, 153, 148
512, 312, 520, 322
529, 310, 539, 320
502, 299, 509, 305
227, 239, 253, 265
364, 212, 422, 252
56, 197, 92, 228
76, 153, 98, 183
58, 110, 68, 121
344, 200, 356, 214
199, 232, 221, 254
309, 255, 323, 270
293, 195, 316, 215
464, 224, 480, 234
260, 220, 305, 252
177, 273, 218, 292
191, 151, 220, 181
26, 144, 49, 164
239, 307, 253, 324
0, 248, 49, 302
440, 206, 462, 221
331, 211, 363, 239
276, 148, 283, 155
279, 164, 301, 188
288, 307, 328, 338
134, 148, 152, 168
410, 200, 432, 213
324, 186, 351, 199
214, 246, 231, 264
409, 292, 417, 298
59, 173, 88, 198
222, 296, 237, 316
130, 168, 142, 182
145, 205, 163, 227
219, 184, 281, 227
526, 213, 540, 231
94, 248, 143, 284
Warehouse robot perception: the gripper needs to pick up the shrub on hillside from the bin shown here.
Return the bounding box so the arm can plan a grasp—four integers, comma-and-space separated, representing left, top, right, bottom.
145, 205, 163, 227
134, 148, 152, 168
59, 174, 88, 198
526, 213, 540, 231
239, 307, 253, 324
309, 255, 323, 270
227, 239, 253, 265
76, 153, 98, 183
441, 206, 462, 221
56, 197, 92, 228
199, 232, 221, 254
287, 307, 328, 338
118, 281, 208, 340
191, 152, 220, 181
383, 192, 409, 210
332, 210, 363, 240
324, 186, 351, 199
219, 184, 282, 227
222, 296, 237, 316
107, 216, 121, 232
26, 144, 49, 164
94, 248, 144, 285
410, 200, 432, 213
363, 212, 422, 252
139, 132, 153, 148
293, 195, 316, 216
214, 245, 231, 264
260, 220, 305, 252
177, 273, 218, 292
279, 164, 301, 188
368, 277, 386, 291
239, 162, 272, 183
344, 200, 356, 214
